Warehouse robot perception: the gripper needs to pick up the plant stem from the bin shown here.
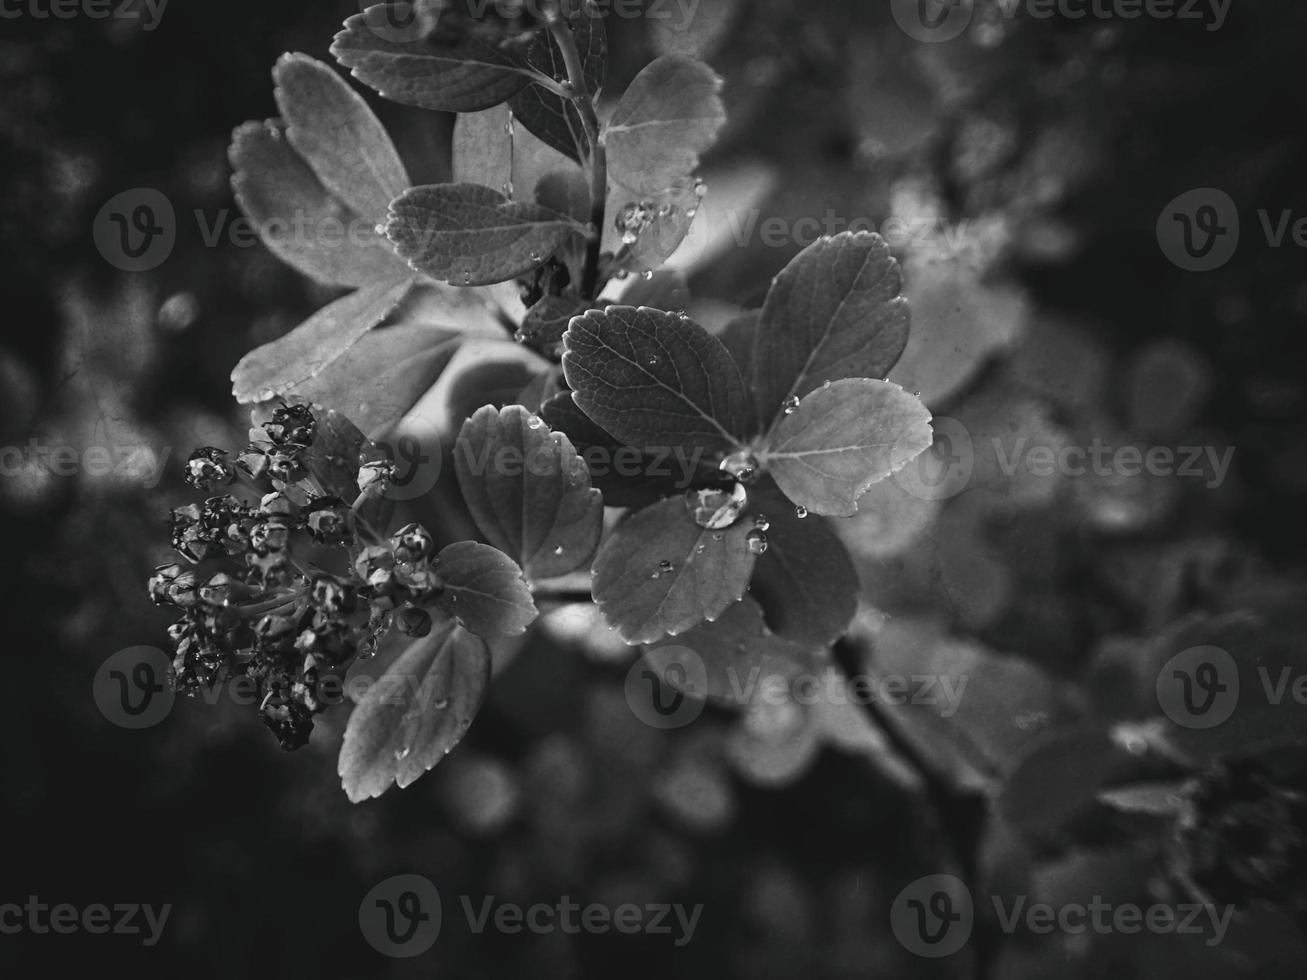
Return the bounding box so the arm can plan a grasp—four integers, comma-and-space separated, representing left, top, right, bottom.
545, 9, 607, 299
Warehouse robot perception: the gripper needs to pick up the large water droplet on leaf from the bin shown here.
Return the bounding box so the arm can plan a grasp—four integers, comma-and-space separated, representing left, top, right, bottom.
746, 529, 769, 555
686, 482, 748, 530
719, 450, 759, 485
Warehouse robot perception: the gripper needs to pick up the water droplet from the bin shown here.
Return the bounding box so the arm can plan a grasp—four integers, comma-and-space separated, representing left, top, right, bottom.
651, 571, 661, 579
647, 354, 659, 365
394, 747, 411, 761
621, 230, 639, 245
822, 380, 832, 390
686, 482, 748, 529
658, 560, 674, 573
553, 545, 565, 555
502, 181, 515, 198
373, 223, 387, 237
753, 515, 771, 532
719, 450, 759, 485
746, 529, 769, 555
504, 113, 515, 136
641, 270, 654, 281
463, 271, 473, 284
694, 180, 708, 198
782, 395, 801, 416
794, 506, 809, 519
526, 414, 544, 429
695, 544, 705, 554
433, 698, 449, 710
529, 251, 543, 263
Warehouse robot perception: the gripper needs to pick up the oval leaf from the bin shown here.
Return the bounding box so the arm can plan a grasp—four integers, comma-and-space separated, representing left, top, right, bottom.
386, 182, 582, 286
752, 232, 910, 434
605, 55, 726, 196
454, 405, 604, 579
338, 622, 490, 801
434, 540, 537, 637
273, 53, 410, 226
761, 379, 932, 517
592, 496, 758, 644
508, 6, 607, 163
231, 277, 417, 403
230, 120, 411, 287
561, 306, 749, 454
331, 1, 530, 113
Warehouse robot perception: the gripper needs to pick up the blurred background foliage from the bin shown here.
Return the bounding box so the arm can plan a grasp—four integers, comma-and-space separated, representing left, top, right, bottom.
2, 0, 1306, 976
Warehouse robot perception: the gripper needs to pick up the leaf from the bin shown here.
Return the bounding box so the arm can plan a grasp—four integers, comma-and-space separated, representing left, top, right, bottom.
273, 53, 409, 226
331, 1, 531, 113
593, 496, 759, 644
516, 294, 587, 353
606, 180, 701, 275
507, 6, 607, 163
454, 405, 604, 579
761, 379, 932, 518
746, 489, 859, 647
229, 120, 411, 287
286, 322, 462, 436
231, 277, 417, 403
648, 0, 739, 59
539, 390, 693, 508
338, 622, 490, 801
386, 183, 583, 286
561, 306, 749, 454
605, 55, 726, 196
643, 596, 815, 706
452, 104, 577, 202
618, 269, 691, 312
752, 232, 910, 433
995, 727, 1129, 841
433, 540, 537, 637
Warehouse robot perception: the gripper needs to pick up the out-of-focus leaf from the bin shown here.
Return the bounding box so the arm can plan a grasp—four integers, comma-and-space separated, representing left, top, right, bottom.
386, 183, 584, 286
273, 53, 409, 226
231, 277, 417, 403
617, 269, 691, 312
647, 0, 739, 59
761, 379, 933, 518
453, 104, 578, 202
516, 294, 587, 354
454, 405, 603, 579
752, 232, 910, 434
229, 120, 411, 287
339, 622, 490, 801
605, 56, 726, 196
331, 1, 531, 113
433, 540, 537, 637
562, 305, 749, 453
592, 496, 758, 644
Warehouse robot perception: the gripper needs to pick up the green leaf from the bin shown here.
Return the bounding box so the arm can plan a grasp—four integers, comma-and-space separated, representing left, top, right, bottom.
643, 596, 816, 706
508, 6, 607, 163
752, 232, 910, 433
592, 496, 759, 644
760, 379, 932, 518
285, 322, 462, 436
231, 277, 418, 403
746, 489, 859, 647
561, 306, 749, 454
433, 540, 537, 637
273, 53, 409, 226
338, 622, 490, 801
229, 120, 411, 287
331, 1, 531, 113
454, 405, 603, 580
605, 55, 726, 196
386, 182, 583, 286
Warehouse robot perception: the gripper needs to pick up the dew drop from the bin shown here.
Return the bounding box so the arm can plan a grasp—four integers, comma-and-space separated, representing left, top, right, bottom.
641, 270, 655, 280
394, 747, 411, 761
753, 515, 771, 532
433, 698, 449, 710
463, 271, 473, 284
746, 529, 769, 555
794, 506, 809, 519
781, 395, 801, 416
647, 354, 659, 365
686, 482, 748, 529
694, 179, 708, 198
553, 545, 565, 555
719, 449, 759, 485
658, 560, 674, 573
526, 414, 544, 429
373, 223, 387, 237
